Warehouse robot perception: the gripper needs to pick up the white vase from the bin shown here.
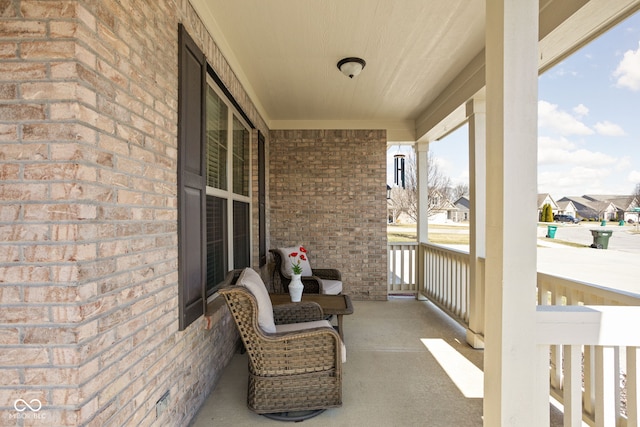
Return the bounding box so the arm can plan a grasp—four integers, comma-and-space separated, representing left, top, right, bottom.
288, 274, 304, 302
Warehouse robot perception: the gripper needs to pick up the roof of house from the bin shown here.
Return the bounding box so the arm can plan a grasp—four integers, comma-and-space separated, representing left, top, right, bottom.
537, 193, 559, 209
556, 200, 575, 210
583, 195, 637, 210
454, 196, 470, 210
557, 196, 600, 218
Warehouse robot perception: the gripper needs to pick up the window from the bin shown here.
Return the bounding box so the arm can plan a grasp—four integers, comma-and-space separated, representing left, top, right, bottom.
206, 195, 226, 294
177, 24, 253, 330
232, 117, 250, 196
206, 85, 228, 190
258, 131, 266, 267
204, 79, 252, 297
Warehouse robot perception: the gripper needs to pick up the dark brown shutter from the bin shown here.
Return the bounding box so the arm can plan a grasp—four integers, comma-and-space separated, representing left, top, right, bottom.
258, 131, 266, 267
177, 24, 206, 330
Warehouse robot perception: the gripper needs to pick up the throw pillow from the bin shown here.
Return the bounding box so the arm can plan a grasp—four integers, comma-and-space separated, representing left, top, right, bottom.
238, 268, 276, 333
278, 245, 313, 277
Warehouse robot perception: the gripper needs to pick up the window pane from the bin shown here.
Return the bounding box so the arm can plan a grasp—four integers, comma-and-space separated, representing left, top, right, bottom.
206, 195, 227, 295
233, 201, 250, 269
232, 116, 249, 196
206, 86, 228, 190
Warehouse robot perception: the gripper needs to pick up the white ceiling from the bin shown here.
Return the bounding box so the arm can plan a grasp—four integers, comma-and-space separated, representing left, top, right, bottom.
190, 0, 640, 142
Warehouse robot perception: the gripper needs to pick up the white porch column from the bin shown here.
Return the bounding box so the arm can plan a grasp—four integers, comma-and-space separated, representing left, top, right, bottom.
415, 141, 429, 244
466, 98, 486, 349
415, 141, 429, 299
484, 0, 540, 426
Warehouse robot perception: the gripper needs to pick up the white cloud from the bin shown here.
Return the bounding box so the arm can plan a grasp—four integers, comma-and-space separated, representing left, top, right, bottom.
614, 41, 640, 91
538, 100, 593, 136
433, 156, 453, 176
629, 170, 640, 183
617, 156, 632, 171
538, 136, 576, 165
538, 136, 616, 168
569, 149, 618, 167
568, 166, 611, 180
593, 120, 626, 136
454, 170, 469, 186
539, 166, 612, 197
549, 66, 578, 78
573, 104, 589, 117
539, 136, 576, 150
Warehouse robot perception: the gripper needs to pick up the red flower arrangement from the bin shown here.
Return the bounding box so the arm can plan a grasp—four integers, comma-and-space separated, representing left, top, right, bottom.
288, 246, 307, 275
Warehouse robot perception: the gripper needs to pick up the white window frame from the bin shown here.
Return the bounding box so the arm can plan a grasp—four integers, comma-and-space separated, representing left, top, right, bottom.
205, 75, 252, 287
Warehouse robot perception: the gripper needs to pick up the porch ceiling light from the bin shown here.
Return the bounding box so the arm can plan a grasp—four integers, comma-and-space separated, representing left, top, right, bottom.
337, 57, 366, 79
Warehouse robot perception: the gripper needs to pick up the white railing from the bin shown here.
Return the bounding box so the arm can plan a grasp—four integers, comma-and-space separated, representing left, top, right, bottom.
537, 305, 640, 427
387, 242, 640, 426
388, 242, 470, 322
387, 242, 418, 295
421, 243, 470, 325
538, 274, 640, 427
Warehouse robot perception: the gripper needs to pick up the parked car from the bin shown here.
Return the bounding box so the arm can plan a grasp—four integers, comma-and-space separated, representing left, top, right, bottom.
554, 214, 580, 223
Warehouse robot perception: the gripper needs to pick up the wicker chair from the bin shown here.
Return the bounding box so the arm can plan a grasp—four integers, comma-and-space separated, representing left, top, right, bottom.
218, 269, 343, 420
270, 248, 342, 295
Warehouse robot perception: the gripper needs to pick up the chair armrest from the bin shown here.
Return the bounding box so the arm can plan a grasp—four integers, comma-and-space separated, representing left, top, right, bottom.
256, 327, 342, 372
311, 268, 342, 281
300, 276, 321, 294
273, 301, 324, 324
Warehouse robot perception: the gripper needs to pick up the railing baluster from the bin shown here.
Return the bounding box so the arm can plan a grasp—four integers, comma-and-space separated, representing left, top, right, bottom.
628, 347, 640, 427
595, 346, 617, 427
446, 252, 452, 310
551, 285, 564, 391
585, 345, 596, 421
564, 344, 583, 427
614, 347, 621, 427
400, 244, 405, 290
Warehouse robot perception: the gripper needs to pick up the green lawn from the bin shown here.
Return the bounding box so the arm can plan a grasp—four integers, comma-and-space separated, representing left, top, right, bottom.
387, 224, 470, 245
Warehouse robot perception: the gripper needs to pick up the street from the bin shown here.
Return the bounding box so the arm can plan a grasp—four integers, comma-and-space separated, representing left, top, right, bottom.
538, 222, 640, 295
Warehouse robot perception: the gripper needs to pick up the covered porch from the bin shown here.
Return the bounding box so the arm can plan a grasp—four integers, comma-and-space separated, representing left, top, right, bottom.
193, 297, 571, 426
193, 298, 488, 426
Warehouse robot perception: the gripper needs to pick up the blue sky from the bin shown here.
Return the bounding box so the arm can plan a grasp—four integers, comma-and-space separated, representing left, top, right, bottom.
389, 11, 640, 200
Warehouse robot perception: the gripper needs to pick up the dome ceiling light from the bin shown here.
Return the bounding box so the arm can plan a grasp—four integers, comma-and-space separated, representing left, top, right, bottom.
337, 57, 366, 79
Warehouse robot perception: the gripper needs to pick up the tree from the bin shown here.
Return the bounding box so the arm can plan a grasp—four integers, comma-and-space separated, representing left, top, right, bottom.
540, 203, 553, 222
634, 183, 640, 205
546, 204, 554, 222
388, 186, 409, 223
388, 150, 455, 222
451, 183, 469, 201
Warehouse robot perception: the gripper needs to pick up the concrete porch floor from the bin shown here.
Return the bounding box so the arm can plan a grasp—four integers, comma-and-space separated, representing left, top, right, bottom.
190, 298, 564, 426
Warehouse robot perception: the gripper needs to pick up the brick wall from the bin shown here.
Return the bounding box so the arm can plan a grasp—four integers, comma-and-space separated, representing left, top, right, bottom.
269, 130, 388, 301
0, 1, 267, 425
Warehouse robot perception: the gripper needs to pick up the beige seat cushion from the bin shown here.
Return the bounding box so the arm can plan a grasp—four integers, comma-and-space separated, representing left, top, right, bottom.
275, 320, 346, 363
321, 279, 342, 295
237, 268, 276, 334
